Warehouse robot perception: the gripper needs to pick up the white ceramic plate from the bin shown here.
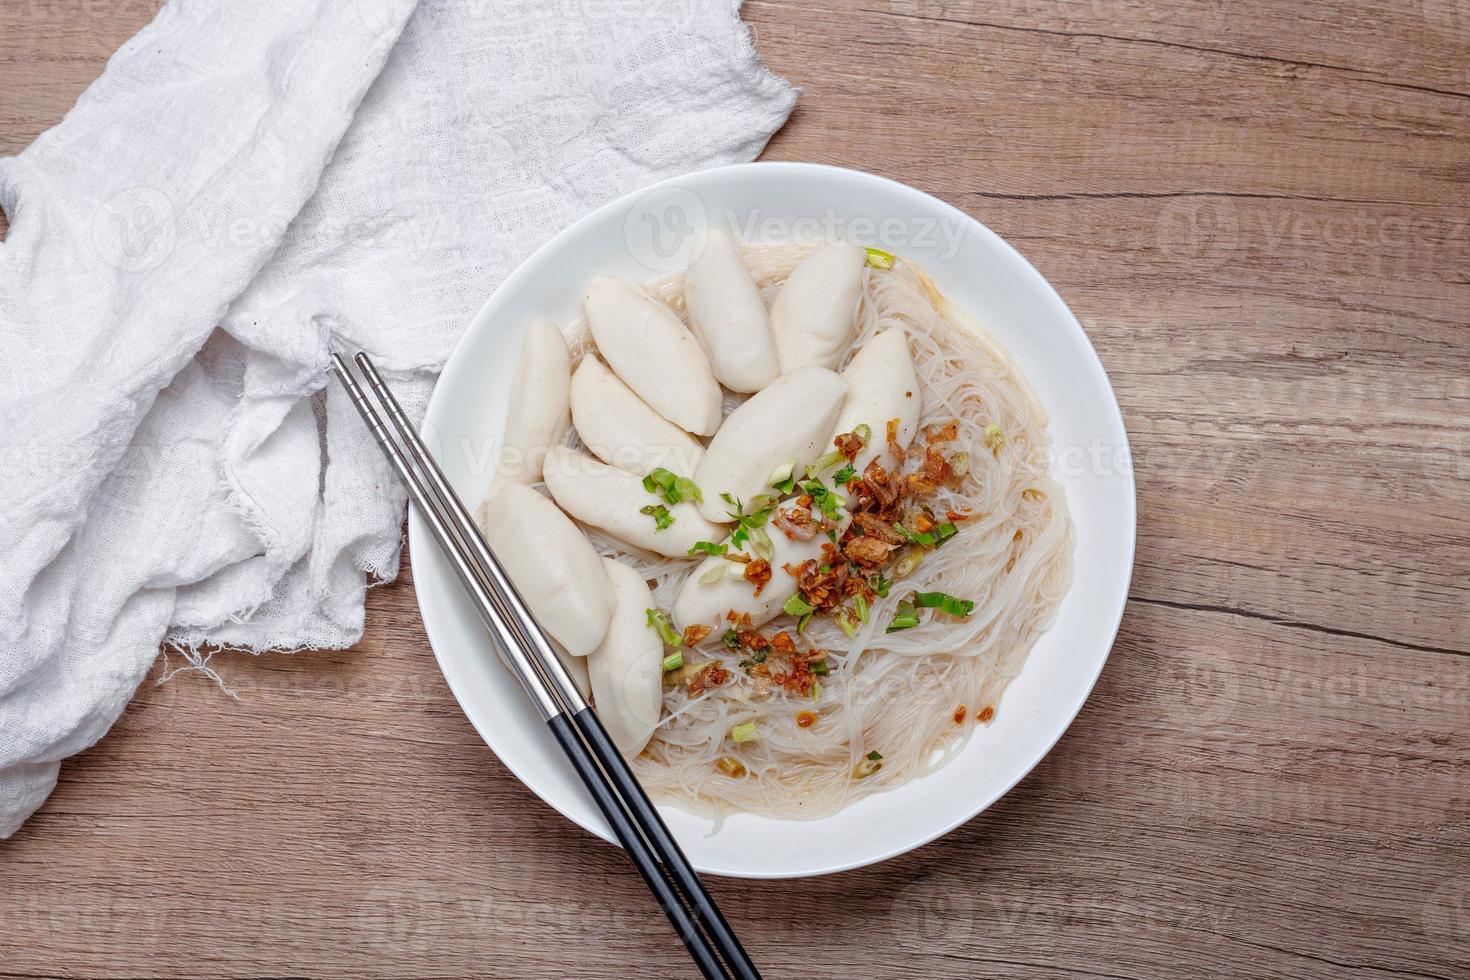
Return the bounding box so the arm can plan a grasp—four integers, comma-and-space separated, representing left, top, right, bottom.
410, 162, 1135, 879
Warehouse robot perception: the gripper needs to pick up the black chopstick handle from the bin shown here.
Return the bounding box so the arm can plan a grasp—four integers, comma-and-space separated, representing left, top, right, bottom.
546, 714, 730, 980
571, 708, 763, 980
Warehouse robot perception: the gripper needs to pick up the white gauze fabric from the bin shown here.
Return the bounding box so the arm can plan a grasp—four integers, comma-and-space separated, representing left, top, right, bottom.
0, 0, 797, 837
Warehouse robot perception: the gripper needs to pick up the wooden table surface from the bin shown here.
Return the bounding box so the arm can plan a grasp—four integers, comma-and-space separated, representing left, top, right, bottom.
2, 2, 1467, 978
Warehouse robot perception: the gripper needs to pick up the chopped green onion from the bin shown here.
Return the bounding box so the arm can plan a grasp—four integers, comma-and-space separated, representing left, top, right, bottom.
645, 608, 681, 647
801, 478, 845, 520
809, 679, 821, 700
837, 613, 857, 638
640, 504, 674, 531
865, 247, 896, 270
643, 467, 703, 504
893, 548, 924, 579
661, 651, 684, 672
854, 594, 869, 624
885, 600, 919, 633
984, 422, 1005, 456
722, 629, 741, 649
783, 593, 815, 617
699, 563, 727, 584
770, 460, 797, 493
804, 448, 846, 479
665, 660, 699, 684
893, 519, 953, 548
677, 477, 703, 504
853, 424, 871, 445
797, 612, 813, 634
914, 591, 975, 618
731, 722, 759, 744
866, 749, 884, 761
643, 468, 675, 496
688, 540, 727, 557
950, 452, 970, 477
854, 757, 882, 778
749, 525, 774, 561
869, 572, 892, 598
810, 659, 830, 676
893, 522, 936, 546
833, 463, 857, 485
724, 493, 750, 546
722, 492, 775, 544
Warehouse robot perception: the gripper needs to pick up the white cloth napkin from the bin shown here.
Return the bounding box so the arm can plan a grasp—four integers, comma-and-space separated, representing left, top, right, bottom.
0, 0, 796, 837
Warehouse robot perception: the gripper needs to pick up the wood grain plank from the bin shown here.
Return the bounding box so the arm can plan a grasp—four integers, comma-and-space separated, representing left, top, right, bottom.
1, 1, 1468, 978
854, 0, 1470, 96
753, 1, 1469, 206
0, 1, 162, 154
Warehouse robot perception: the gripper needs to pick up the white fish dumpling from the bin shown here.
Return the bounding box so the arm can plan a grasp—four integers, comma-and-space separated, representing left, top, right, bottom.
769, 242, 866, 373
542, 447, 728, 559
587, 558, 664, 757
570, 355, 705, 478
583, 278, 723, 436
496, 319, 571, 484
826, 328, 921, 474
672, 501, 852, 633
683, 229, 780, 393
480, 481, 615, 657
691, 366, 848, 523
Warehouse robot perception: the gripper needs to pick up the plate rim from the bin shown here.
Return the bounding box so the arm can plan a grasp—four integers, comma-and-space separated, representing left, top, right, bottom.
410, 160, 1137, 879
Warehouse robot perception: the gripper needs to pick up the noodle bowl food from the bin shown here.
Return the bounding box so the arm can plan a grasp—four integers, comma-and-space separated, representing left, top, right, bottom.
479, 234, 1074, 823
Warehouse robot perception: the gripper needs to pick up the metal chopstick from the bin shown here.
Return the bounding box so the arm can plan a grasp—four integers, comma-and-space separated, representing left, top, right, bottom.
329, 353, 727, 979
347, 351, 763, 980
330, 352, 760, 980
